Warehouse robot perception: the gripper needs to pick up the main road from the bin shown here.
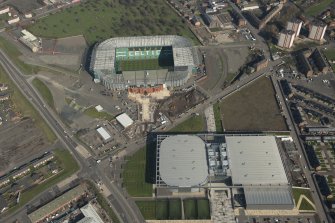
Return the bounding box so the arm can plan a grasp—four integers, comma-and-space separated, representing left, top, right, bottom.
0, 49, 145, 223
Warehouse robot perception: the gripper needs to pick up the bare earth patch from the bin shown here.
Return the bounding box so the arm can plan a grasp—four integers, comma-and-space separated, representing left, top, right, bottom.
221, 76, 287, 131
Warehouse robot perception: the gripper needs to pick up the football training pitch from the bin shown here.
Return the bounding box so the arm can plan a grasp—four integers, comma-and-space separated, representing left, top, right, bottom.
28, 0, 198, 45
136, 198, 210, 220
136, 199, 182, 220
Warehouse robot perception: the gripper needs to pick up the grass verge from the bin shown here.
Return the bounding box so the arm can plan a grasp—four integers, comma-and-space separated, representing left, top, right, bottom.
28, 0, 198, 45
292, 187, 315, 211
0, 65, 56, 142
169, 114, 206, 133
6, 148, 79, 214
299, 198, 315, 211
292, 188, 313, 202
83, 106, 114, 121
213, 103, 223, 133
32, 78, 55, 109
122, 147, 153, 197
0, 36, 41, 75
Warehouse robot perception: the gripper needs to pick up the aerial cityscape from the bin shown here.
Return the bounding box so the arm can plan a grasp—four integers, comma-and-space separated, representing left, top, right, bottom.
0, 0, 334, 222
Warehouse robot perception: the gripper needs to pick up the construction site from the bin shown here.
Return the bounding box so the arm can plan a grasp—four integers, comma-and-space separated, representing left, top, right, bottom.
156, 87, 207, 121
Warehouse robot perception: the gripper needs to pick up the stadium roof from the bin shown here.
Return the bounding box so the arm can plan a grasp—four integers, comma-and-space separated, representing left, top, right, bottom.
91, 35, 194, 72
226, 136, 288, 186
158, 135, 208, 187
96, 127, 111, 141
244, 186, 294, 209
116, 113, 134, 128
173, 47, 194, 67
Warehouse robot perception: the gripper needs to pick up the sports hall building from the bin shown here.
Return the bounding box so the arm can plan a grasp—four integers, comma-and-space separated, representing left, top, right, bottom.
155, 134, 294, 210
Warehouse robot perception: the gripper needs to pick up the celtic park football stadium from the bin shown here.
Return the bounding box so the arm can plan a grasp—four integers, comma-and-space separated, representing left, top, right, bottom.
90, 36, 196, 90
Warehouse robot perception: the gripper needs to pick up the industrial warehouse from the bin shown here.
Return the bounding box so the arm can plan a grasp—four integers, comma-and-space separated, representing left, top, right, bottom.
90, 35, 196, 90
155, 134, 295, 212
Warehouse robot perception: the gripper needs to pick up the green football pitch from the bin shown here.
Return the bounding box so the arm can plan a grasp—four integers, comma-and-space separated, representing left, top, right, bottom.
116, 58, 173, 72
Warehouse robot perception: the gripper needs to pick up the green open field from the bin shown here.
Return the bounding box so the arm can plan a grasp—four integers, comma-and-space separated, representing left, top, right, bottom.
28, 0, 198, 45
117, 59, 172, 72
169, 114, 206, 132
83, 106, 114, 121
323, 49, 335, 72
0, 37, 42, 75
292, 187, 315, 211
0, 66, 56, 142
32, 78, 55, 109
135, 199, 182, 220
184, 198, 210, 219
6, 148, 79, 214
122, 146, 153, 197
220, 76, 287, 131
305, 0, 333, 16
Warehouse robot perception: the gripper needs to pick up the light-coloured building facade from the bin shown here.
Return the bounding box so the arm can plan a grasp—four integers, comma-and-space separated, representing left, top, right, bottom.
277, 30, 295, 49
286, 19, 302, 38
309, 22, 327, 41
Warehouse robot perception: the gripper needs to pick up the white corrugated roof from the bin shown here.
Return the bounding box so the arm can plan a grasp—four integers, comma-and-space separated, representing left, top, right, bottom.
116, 113, 134, 128
96, 127, 111, 141
226, 136, 288, 186
244, 186, 294, 208
159, 135, 208, 187
21, 29, 37, 42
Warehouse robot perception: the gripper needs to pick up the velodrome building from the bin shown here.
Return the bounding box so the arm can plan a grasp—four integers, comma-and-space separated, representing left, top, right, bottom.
155, 134, 295, 210
90, 35, 196, 90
